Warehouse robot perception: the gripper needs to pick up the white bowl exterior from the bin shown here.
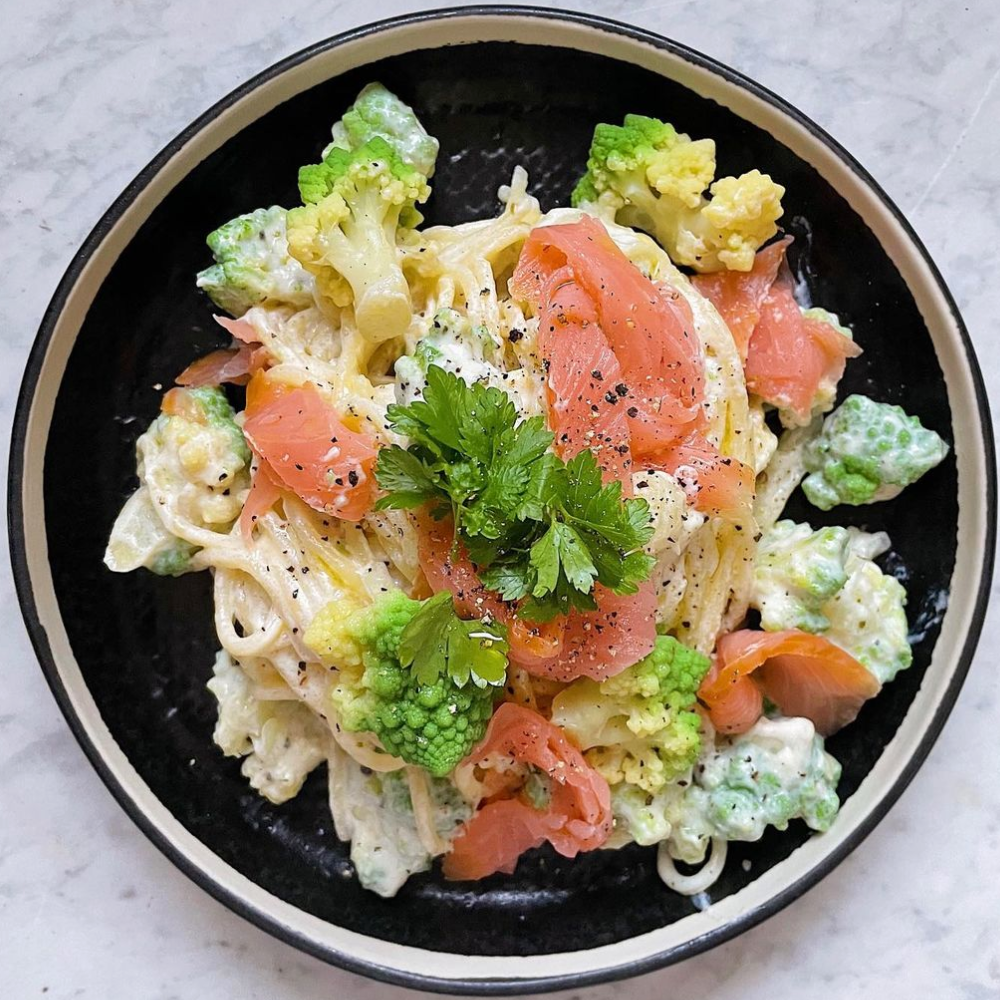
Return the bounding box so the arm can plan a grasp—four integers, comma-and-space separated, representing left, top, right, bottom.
15, 11, 991, 989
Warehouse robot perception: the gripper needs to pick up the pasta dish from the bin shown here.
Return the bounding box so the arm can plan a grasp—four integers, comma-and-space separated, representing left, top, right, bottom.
105, 84, 949, 898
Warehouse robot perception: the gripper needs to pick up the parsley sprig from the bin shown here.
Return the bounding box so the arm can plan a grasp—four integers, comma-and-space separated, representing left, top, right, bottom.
399, 592, 509, 688
375, 366, 656, 620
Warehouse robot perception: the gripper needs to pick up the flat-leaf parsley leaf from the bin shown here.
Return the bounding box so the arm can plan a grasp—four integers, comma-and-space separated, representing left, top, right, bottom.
398, 591, 509, 688
376, 365, 655, 619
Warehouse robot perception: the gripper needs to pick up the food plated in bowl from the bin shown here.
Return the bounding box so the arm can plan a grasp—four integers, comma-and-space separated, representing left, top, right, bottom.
103, 80, 951, 898
9, 8, 994, 994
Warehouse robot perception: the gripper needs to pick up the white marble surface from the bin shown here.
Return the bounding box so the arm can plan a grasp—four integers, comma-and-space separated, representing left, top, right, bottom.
1, 0, 998, 997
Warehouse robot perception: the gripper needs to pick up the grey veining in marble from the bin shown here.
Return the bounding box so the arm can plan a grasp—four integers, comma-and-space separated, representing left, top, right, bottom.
1, 1, 998, 997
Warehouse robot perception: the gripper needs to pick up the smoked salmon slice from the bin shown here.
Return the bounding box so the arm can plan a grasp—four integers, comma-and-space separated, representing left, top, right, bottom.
176, 344, 257, 387
443, 703, 612, 880
238, 457, 287, 537
745, 277, 861, 422
417, 517, 655, 682
649, 435, 755, 521
416, 516, 569, 668
176, 315, 270, 388
242, 372, 376, 523
699, 629, 880, 735
513, 215, 705, 457
695, 238, 861, 423
693, 237, 790, 362
537, 266, 633, 484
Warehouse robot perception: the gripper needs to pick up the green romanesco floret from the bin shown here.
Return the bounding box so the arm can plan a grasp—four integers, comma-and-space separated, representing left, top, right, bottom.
571, 113, 784, 272
287, 136, 431, 343
802, 394, 949, 511
306, 590, 497, 777
104, 386, 249, 577
550, 635, 711, 792
752, 520, 851, 632
325, 82, 440, 177
195, 206, 316, 316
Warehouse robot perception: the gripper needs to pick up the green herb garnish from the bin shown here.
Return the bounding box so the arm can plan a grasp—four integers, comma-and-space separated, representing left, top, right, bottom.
375, 365, 655, 619
398, 591, 509, 688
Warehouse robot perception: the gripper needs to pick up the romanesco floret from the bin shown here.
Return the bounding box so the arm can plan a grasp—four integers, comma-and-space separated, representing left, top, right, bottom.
195, 206, 317, 316
696, 716, 842, 841
752, 520, 850, 632
306, 590, 495, 776
104, 387, 249, 576
551, 635, 711, 792
325, 82, 440, 177
287, 137, 431, 343
571, 113, 784, 272
802, 394, 949, 511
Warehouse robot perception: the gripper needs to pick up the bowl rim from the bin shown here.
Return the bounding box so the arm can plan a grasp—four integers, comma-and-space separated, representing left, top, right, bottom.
8, 4, 996, 994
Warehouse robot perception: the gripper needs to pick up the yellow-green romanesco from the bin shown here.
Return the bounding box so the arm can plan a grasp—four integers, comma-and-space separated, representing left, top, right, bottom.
550, 634, 711, 792
305, 590, 498, 777
571, 113, 784, 272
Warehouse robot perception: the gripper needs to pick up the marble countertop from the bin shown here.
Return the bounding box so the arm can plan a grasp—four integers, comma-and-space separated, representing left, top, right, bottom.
2, 1, 998, 997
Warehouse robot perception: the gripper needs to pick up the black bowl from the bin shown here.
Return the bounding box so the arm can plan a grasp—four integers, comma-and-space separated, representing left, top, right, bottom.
8, 7, 995, 994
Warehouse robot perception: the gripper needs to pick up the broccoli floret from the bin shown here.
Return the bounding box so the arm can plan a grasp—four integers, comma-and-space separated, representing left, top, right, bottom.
105, 387, 249, 576
551, 635, 712, 792
287, 137, 429, 342
305, 590, 496, 776
610, 714, 841, 855
571, 113, 784, 272
695, 716, 842, 841
752, 520, 851, 632
327, 752, 471, 897
325, 82, 440, 177
802, 394, 949, 511
195, 206, 316, 316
